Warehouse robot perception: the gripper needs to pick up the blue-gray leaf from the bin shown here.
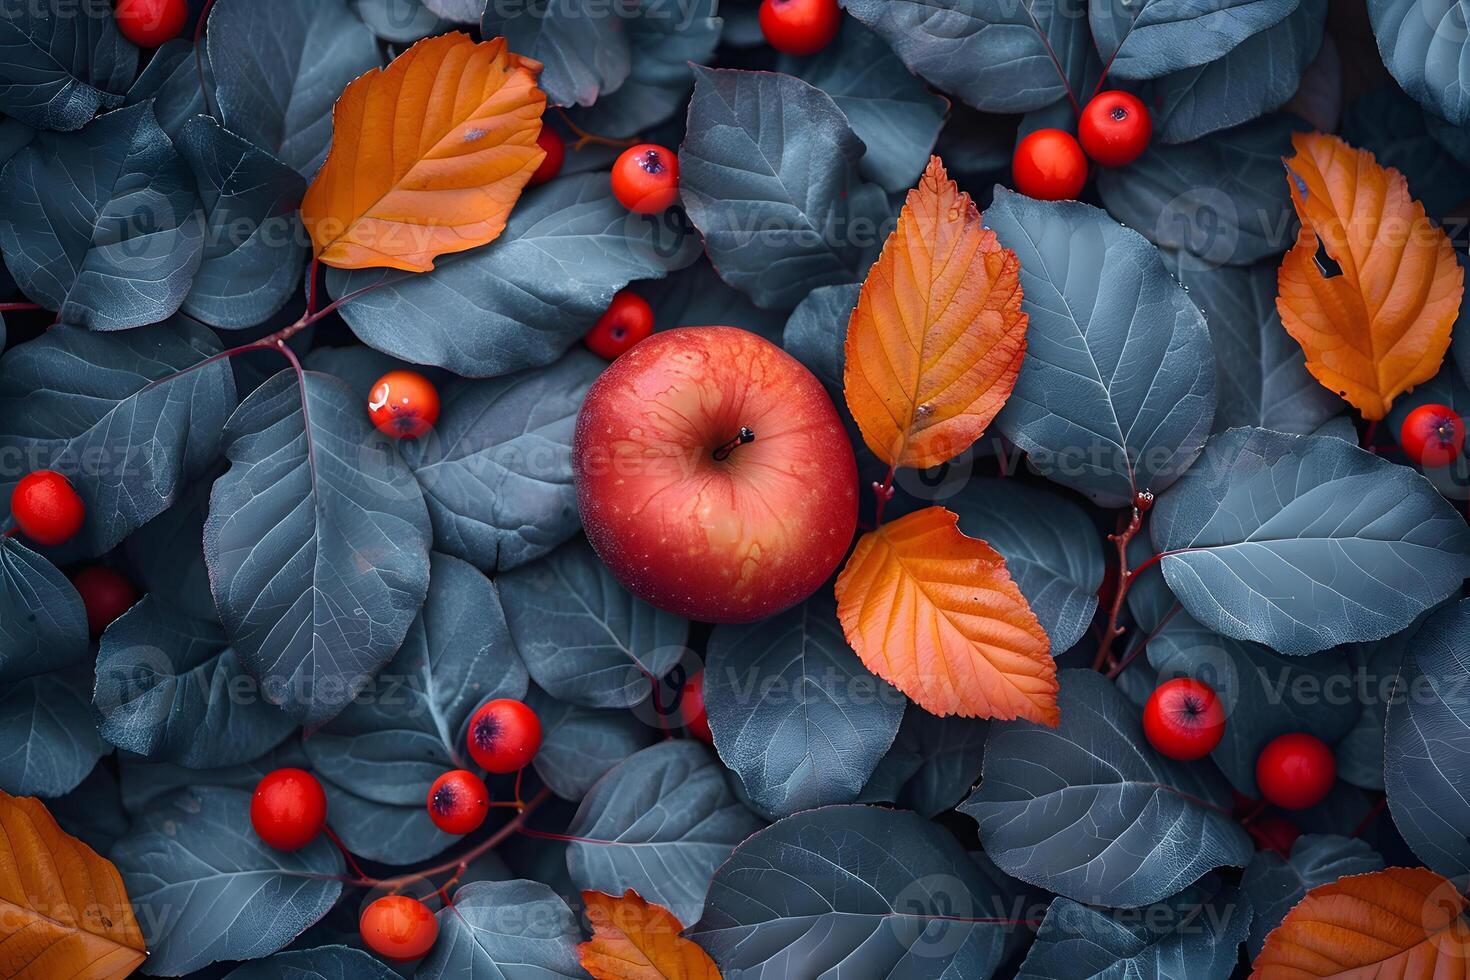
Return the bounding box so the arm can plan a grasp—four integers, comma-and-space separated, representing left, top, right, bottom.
679, 67, 891, 309
528, 686, 656, 801
177, 115, 309, 329
482, 0, 631, 108
565, 740, 763, 926
402, 351, 601, 573
1369, 0, 1470, 124
0, 103, 204, 330
112, 786, 344, 975
988, 188, 1217, 507
0, 320, 235, 558
705, 591, 904, 820
226, 945, 400, 980
1151, 427, 1470, 655
328, 175, 699, 376
125, 476, 218, 622
0, 538, 86, 683
1092, 0, 1298, 81
205, 370, 432, 729
126, 40, 213, 140
689, 804, 1009, 977
0, 0, 137, 131
962, 669, 1251, 907
1342, 85, 1470, 217
418, 880, 586, 979
1337, 618, 1421, 790
316, 774, 457, 864
0, 668, 106, 797
1240, 834, 1383, 958
842, 0, 1097, 115
499, 538, 689, 709
94, 595, 295, 768
208, 0, 382, 177
354, 0, 448, 43
861, 707, 990, 818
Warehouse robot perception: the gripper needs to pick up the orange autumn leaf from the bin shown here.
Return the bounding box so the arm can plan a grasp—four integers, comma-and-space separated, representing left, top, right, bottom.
301, 32, 547, 273
843, 156, 1027, 469
835, 506, 1057, 724
578, 890, 721, 980
0, 791, 146, 979
1251, 866, 1470, 978
1277, 131, 1462, 420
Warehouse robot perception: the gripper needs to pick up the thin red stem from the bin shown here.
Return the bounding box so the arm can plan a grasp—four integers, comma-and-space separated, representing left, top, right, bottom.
305, 258, 321, 317
323, 826, 369, 881
1091, 492, 1154, 671
0, 302, 43, 312
1105, 603, 1181, 680
1238, 799, 1268, 827
871, 465, 897, 528
1350, 795, 1387, 838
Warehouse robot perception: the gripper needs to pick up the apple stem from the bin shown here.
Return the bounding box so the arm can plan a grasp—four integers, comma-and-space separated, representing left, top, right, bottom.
712, 427, 755, 462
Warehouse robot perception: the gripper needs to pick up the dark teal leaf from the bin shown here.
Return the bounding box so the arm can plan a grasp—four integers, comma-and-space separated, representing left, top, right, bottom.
1370, 0, 1470, 124
126, 39, 213, 140
0, 667, 106, 797
177, 115, 308, 329
204, 370, 432, 729
48, 761, 129, 855
528, 686, 656, 801
1240, 834, 1383, 957
1097, 114, 1304, 267
401, 351, 601, 574
1151, 0, 1326, 143
947, 478, 1105, 654
0, 0, 137, 131
208, 0, 382, 176
125, 475, 217, 622
1151, 427, 1470, 655
565, 740, 763, 926
0, 103, 204, 329
316, 775, 456, 864
1337, 619, 1421, 790
1018, 879, 1252, 979
568, 0, 720, 137
499, 538, 689, 709
1167, 256, 1343, 434
679, 66, 891, 309
1388, 281, 1470, 496
0, 321, 235, 558
689, 804, 1008, 977
354, 0, 448, 43
94, 595, 295, 768
1385, 598, 1470, 878
987, 189, 1217, 507
419, 880, 585, 979
1342, 86, 1470, 216
935, 105, 1018, 179
1092, 0, 1297, 81
961, 669, 1251, 907
0, 537, 86, 682
327, 175, 699, 376
781, 19, 948, 193
481, 0, 631, 108
112, 786, 344, 975
117, 740, 308, 814
226, 945, 400, 980
842, 0, 1097, 115
861, 708, 990, 818
302, 552, 526, 804
422, 0, 481, 19
633, 258, 790, 342
705, 591, 904, 820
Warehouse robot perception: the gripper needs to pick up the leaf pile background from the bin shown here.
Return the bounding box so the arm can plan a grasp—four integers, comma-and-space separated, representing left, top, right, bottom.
1, 0, 1470, 977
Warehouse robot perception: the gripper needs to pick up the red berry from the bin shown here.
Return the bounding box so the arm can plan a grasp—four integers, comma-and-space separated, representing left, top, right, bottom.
72, 566, 138, 636
585, 290, 654, 360
759, 0, 841, 55
1248, 815, 1302, 858
466, 699, 542, 774
1142, 678, 1226, 761
250, 768, 328, 851
426, 770, 489, 835
612, 144, 679, 215
1012, 129, 1088, 201
529, 127, 564, 187
1256, 733, 1336, 810
681, 673, 712, 743
360, 895, 438, 962
1400, 403, 1464, 467
1078, 91, 1153, 168
114, 0, 189, 47
10, 470, 85, 547
368, 370, 440, 440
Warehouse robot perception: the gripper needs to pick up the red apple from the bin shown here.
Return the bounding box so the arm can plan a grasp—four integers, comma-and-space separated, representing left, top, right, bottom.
574, 326, 858, 623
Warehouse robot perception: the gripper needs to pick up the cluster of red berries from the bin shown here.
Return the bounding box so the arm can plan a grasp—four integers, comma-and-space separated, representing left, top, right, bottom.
1012, 91, 1153, 201
1143, 678, 1337, 842
1400, 403, 1466, 468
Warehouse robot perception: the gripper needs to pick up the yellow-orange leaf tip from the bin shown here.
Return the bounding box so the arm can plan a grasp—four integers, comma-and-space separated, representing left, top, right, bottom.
301, 32, 547, 273
1251, 866, 1470, 978
1277, 131, 1461, 420
843, 155, 1027, 470
0, 791, 146, 979
578, 890, 721, 980
835, 506, 1058, 725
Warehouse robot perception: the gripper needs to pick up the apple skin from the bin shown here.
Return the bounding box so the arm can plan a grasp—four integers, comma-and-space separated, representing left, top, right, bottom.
573, 326, 858, 623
